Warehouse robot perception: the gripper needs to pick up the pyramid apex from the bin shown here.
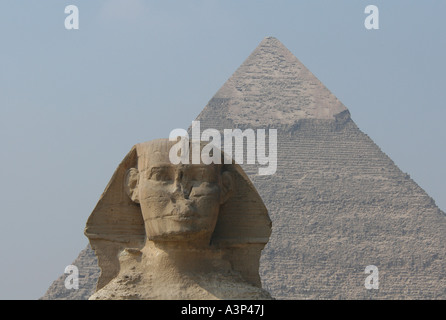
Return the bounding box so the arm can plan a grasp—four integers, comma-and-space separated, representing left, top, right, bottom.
258, 36, 289, 50
197, 38, 349, 126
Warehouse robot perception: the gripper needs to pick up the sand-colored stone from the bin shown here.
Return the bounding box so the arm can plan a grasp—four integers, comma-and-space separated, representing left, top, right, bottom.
84, 139, 272, 300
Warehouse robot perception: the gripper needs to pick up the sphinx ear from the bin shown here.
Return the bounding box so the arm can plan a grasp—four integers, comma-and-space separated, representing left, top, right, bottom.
220, 171, 234, 205
124, 168, 140, 204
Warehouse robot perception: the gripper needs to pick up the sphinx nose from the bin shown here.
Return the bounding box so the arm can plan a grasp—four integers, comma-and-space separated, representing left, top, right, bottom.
172, 172, 192, 200
172, 183, 192, 200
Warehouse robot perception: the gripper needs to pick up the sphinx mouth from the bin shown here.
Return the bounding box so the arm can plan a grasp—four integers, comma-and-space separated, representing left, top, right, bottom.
166, 214, 200, 223
163, 208, 199, 221
170, 215, 199, 222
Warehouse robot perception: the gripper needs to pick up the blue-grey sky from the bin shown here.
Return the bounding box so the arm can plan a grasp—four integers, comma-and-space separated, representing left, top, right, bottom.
0, 1, 444, 299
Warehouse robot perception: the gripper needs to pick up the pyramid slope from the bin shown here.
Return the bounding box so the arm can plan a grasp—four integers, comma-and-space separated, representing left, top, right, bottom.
40, 245, 99, 300
41, 37, 445, 300
252, 122, 445, 299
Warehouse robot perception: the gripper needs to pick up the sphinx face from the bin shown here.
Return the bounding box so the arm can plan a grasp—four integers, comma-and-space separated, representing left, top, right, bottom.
138, 161, 222, 244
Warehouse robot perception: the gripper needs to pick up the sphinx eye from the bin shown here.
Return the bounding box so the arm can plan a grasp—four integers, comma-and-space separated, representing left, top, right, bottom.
188, 167, 215, 183
149, 168, 173, 182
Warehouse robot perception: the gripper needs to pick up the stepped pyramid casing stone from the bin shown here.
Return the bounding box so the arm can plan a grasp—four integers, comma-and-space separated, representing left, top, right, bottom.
39, 245, 99, 300
41, 37, 445, 299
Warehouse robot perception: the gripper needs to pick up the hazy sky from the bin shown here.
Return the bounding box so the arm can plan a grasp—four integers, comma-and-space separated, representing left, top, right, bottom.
0, 1, 444, 299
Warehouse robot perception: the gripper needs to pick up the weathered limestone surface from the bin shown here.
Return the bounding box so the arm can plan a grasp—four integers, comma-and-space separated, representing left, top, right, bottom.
41, 37, 446, 300
84, 139, 272, 299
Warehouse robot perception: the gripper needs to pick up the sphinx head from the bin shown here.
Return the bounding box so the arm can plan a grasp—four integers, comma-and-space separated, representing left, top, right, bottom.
124, 139, 234, 246
85, 138, 271, 290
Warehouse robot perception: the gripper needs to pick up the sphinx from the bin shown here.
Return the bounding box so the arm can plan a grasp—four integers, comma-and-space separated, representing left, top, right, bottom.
84, 138, 272, 299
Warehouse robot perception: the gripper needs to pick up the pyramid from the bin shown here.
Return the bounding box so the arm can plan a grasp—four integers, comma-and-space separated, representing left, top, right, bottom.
41, 37, 446, 299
